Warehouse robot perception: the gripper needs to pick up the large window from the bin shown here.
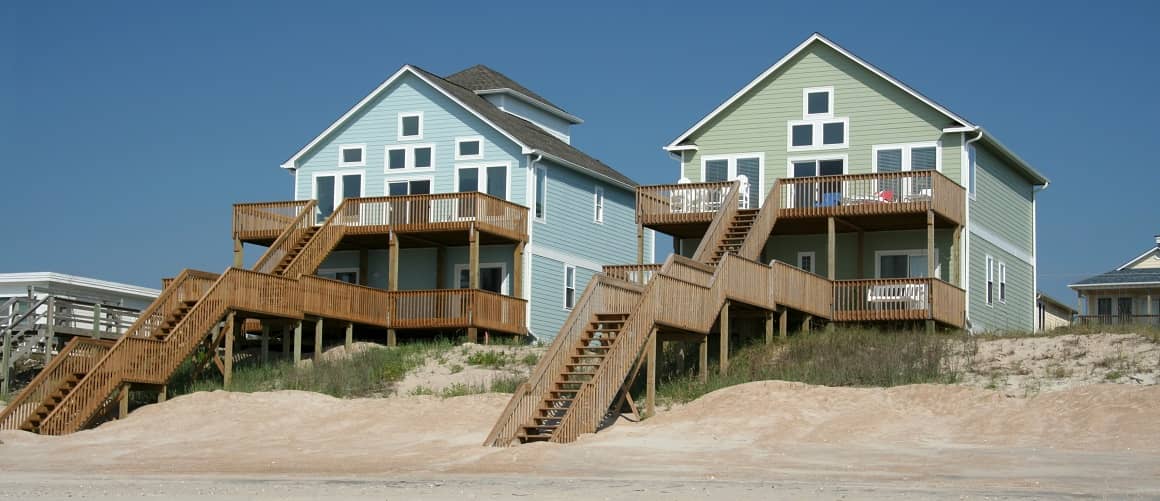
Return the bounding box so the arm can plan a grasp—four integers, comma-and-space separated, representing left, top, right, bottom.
456, 164, 509, 200
788, 157, 845, 208
702, 154, 762, 208
789, 87, 847, 151
313, 172, 363, 223
398, 112, 423, 140
563, 265, 576, 309
876, 249, 938, 279
873, 143, 939, 196
534, 165, 547, 221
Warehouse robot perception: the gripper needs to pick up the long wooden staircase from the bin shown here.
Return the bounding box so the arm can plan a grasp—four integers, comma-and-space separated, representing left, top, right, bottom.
484, 180, 820, 446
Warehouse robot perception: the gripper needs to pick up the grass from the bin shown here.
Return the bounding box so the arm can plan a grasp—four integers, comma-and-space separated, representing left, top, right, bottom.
170, 340, 458, 398
407, 373, 527, 398
465, 350, 511, 369
655, 327, 967, 406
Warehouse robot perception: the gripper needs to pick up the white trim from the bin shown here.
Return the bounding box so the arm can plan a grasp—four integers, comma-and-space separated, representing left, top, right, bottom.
786, 154, 849, 175
310, 169, 366, 206
454, 161, 513, 201
563, 263, 577, 310
0, 272, 160, 299
985, 255, 995, 307
699, 152, 765, 208
397, 111, 424, 141
338, 144, 367, 167
1070, 281, 1160, 290
1117, 247, 1160, 271
384, 176, 434, 196
998, 261, 1007, 304
665, 33, 974, 150
787, 117, 849, 152
870, 141, 942, 173
649, 228, 656, 264
968, 225, 1033, 265
384, 143, 436, 172
454, 136, 485, 161
873, 248, 941, 279
802, 86, 834, 119
796, 251, 816, 274
533, 164, 547, 222
454, 261, 509, 295
967, 144, 978, 199
531, 246, 603, 272
593, 186, 605, 223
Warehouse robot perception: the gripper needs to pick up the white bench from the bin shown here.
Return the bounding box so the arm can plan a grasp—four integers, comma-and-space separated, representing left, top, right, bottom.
866, 283, 928, 310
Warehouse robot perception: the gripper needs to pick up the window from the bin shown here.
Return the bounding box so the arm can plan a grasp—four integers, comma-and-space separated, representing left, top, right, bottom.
455, 263, 507, 294
986, 256, 994, 306
968, 145, 977, 198
787, 118, 849, 150
1117, 297, 1133, 316
317, 268, 359, 285
456, 164, 509, 200
1097, 297, 1112, 316
998, 262, 1007, 303
563, 265, 576, 309
593, 187, 605, 223
701, 154, 763, 208
788, 156, 845, 208
312, 171, 363, 223
387, 179, 432, 196
385, 144, 434, 171
797, 251, 815, 274
873, 143, 941, 196
876, 249, 939, 279
455, 137, 483, 160
398, 112, 423, 140
534, 165, 547, 221
803, 87, 833, 118
339, 145, 366, 167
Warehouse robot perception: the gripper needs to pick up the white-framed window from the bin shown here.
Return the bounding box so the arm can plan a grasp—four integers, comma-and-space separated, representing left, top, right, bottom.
998, 262, 1007, 303
803, 86, 834, 119
534, 165, 547, 221
875, 249, 940, 279
563, 264, 576, 310
968, 145, 977, 199
797, 251, 815, 274
317, 267, 359, 284
398, 112, 423, 140
985, 255, 995, 306
385, 144, 434, 172
593, 186, 605, 223
872, 142, 941, 197
701, 153, 763, 208
455, 262, 508, 294
386, 177, 433, 196
786, 155, 846, 208
788, 118, 849, 151
311, 170, 365, 223
455, 136, 484, 161
339, 144, 366, 167
456, 162, 510, 200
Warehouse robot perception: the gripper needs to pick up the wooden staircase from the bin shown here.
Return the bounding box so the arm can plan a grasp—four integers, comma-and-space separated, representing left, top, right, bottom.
0, 337, 114, 432
709, 208, 758, 265
272, 227, 319, 275
22, 370, 85, 432
152, 300, 198, 342
519, 313, 628, 443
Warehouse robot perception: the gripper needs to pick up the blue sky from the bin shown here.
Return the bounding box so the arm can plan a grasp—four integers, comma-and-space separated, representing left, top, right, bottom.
1, 0, 1157, 303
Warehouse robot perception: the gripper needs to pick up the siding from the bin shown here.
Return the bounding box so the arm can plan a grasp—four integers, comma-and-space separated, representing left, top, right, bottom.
529, 253, 595, 340
316, 245, 515, 292
294, 73, 527, 205
968, 238, 1034, 332
969, 145, 1034, 253
680, 42, 963, 197
763, 230, 954, 281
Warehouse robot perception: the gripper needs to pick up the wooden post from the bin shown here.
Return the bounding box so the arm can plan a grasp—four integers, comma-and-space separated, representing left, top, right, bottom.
233, 237, 243, 268
469, 224, 480, 290
387, 329, 397, 347
435, 246, 446, 289
951, 225, 962, 286
224, 312, 236, 388
358, 249, 369, 286
1, 324, 11, 396
513, 242, 525, 298
803, 314, 813, 333
388, 232, 399, 291
646, 329, 657, 418
857, 230, 865, 278
764, 310, 774, 345
699, 335, 708, 383
719, 301, 730, 375
45, 297, 55, 364
927, 210, 936, 279
281, 325, 291, 355
636, 224, 645, 282
345, 322, 353, 351
779, 308, 788, 339
118, 384, 131, 419
157, 385, 167, 404
314, 318, 324, 359
260, 322, 270, 364
827, 217, 836, 280
293, 320, 303, 364
92, 303, 102, 340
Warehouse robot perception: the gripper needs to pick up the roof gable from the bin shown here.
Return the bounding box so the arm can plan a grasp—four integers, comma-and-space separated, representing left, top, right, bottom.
1119, 247, 1160, 270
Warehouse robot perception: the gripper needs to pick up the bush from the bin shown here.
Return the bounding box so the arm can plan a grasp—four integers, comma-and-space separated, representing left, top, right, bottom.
465, 350, 510, 369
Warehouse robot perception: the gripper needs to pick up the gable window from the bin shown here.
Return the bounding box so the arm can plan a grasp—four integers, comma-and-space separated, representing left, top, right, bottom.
701, 154, 763, 208
787, 118, 849, 151
998, 262, 1007, 303
398, 112, 423, 140
385, 144, 435, 171
455, 137, 484, 161
456, 163, 509, 200
803, 87, 833, 118
534, 165, 547, 221
387, 179, 432, 196
563, 265, 576, 309
797, 251, 815, 274
986, 255, 995, 306
876, 249, 939, 279
339, 144, 366, 167
593, 187, 605, 223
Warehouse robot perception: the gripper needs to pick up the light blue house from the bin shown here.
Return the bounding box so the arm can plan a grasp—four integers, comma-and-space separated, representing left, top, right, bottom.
262, 64, 650, 341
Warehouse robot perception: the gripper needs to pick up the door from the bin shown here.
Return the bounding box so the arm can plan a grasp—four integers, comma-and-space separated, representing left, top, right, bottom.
314, 173, 363, 224
790, 159, 844, 208
457, 264, 506, 294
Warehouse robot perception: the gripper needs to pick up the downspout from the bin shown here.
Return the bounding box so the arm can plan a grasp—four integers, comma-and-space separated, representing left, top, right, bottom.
524, 153, 543, 340
962, 128, 983, 332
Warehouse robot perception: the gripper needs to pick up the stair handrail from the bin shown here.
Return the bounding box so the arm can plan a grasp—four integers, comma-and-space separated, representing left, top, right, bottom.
0, 338, 113, 430
737, 178, 783, 260
252, 200, 318, 274
483, 274, 644, 447
691, 180, 741, 264
281, 198, 356, 279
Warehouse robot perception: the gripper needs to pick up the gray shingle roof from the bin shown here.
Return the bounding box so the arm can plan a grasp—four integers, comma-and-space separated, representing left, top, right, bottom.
411, 65, 636, 187
444, 65, 566, 113
1072, 268, 1160, 287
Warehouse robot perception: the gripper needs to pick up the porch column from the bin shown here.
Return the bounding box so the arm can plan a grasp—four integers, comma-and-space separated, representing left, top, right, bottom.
314, 318, 324, 360
719, 301, 730, 375
345, 322, 354, 351
388, 231, 399, 291
927, 210, 936, 279
358, 249, 369, 286
646, 328, 656, 417
233, 237, 243, 268
118, 383, 131, 419
803, 315, 813, 333
45, 297, 55, 364
764, 310, 774, 345
513, 242, 525, 298
157, 385, 167, 404
951, 226, 962, 286
698, 335, 708, 383
468, 224, 480, 344
293, 320, 303, 364
827, 217, 836, 280
779, 308, 789, 339
1, 323, 11, 396
281, 325, 291, 355
636, 223, 645, 267
260, 322, 270, 364
223, 312, 236, 388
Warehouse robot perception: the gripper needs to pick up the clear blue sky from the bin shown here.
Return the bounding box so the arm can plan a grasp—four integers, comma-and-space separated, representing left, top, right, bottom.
1, 0, 1157, 304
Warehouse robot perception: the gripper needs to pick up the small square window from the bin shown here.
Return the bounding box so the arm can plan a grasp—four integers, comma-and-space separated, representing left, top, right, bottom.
459, 140, 480, 157
388, 149, 406, 170
791, 124, 813, 147
822, 122, 844, 145
807, 91, 830, 115
339, 145, 365, 166
414, 147, 432, 168
401, 115, 420, 137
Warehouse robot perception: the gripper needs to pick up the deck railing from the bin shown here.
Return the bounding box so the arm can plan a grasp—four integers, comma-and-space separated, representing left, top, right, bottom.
768, 261, 833, 319
602, 264, 662, 283
636, 181, 735, 225
776, 170, 964, 225
833, 277, 964, 327
691, 181, 741, 264
232, 200, 313, 241
1076, 315, 1160, 327
253, 200, 318, 275
0, 338, 113, 430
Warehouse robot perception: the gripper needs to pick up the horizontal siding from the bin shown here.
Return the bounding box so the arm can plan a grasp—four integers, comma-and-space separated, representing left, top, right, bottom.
969, 146, 1034, 253
530, 253, 596, 341
681, 43, 963, 195
763, 229, 954, 281
532, 158, 643, 265
968, 238, 1034, 332
315, 245, 514, 292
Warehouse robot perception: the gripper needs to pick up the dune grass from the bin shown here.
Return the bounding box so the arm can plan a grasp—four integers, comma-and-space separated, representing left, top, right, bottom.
654, 327, 969, 406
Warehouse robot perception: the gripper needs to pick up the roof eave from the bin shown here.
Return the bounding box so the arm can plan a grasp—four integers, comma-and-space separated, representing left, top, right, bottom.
1069, 281, 1160, 290
475, 89, 583, 124
530, 149, 636, 190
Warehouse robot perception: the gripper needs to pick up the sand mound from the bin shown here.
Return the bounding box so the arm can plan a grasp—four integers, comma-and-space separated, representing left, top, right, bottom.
318, 341, 385, 362
960, 333, 1159, 395
393, 343, 541, 396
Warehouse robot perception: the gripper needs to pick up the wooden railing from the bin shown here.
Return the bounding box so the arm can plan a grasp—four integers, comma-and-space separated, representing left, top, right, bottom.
253, 200, 318, 275
338, 192, 528, 241
691, 181, 741, 263
470, 289, 528, 334
281, 198, 352, 279
738, 179, 782, 260
602, 264, 662, 283
128, 270, 220, 340
232, 200, 313, 241
1076, 315, 1160, 327
768, 261, 833, 319
776, 171, 964, 225
636, 181, 735, 226
483, 275, 643, 446
833, 278, 965, 328
0, 338, 113, 430
929, 279, 966, 328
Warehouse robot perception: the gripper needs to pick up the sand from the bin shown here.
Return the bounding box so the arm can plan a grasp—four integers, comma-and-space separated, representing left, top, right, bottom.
1, 333, 1158, 499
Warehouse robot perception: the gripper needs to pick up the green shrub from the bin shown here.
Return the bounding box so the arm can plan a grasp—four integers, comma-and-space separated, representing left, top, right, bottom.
465, 350, 510, 369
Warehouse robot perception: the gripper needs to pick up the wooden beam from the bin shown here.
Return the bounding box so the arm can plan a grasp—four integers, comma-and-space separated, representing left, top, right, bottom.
387, 329, 397, 347
951, 225, 962, 286
281, 324, 291, 354
827, 217, 836, 280
435, 246, 446, 289
233, 237, 243, 268
857, 230, 865, 279
1, 325, 11, 396
927, 210, 936, 280
469, 224, 480, 290
157, 385, 167, 404
224, 312, 236, 388
388, 232, 399, 291
293, 320, 303, 364
646, 329, 657, 418
834, 216, 864, 232
636, 223, 645, 268
719, 301, 730, 375
803, 314, 813, 334
513, 242, 525, 298
118, 383, 131, 419
314, 318, 324, 360
764, 309, 774, 345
